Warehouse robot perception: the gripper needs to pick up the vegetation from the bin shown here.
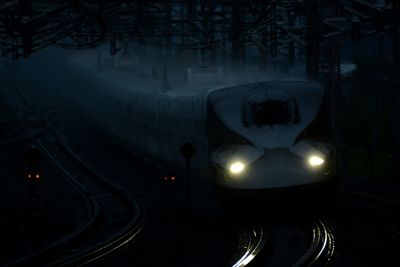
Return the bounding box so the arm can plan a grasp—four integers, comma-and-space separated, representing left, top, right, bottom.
338, 57, 400, 183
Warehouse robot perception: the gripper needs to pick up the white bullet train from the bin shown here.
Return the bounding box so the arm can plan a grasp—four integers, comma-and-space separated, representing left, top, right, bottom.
7, 50, 337, 207
81, 70, 337, 204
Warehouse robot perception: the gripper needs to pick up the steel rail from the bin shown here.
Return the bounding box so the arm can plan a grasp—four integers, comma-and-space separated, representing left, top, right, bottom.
0, 71, 145, 267
231, 225, 268, 267
0, 79, 100, 267
49, 138, 146, 267
293, 220, 335, 267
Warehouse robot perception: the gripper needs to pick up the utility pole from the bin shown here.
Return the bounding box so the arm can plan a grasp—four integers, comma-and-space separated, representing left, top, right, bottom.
371, 4, 387, 179
305, 0, 320, 80
180, 142, 196, 214
288, 11, 296, 63
231, 1, 244, 69
394, 0, 400, 72
320, 1, 342, 177
20, 0, 32, 58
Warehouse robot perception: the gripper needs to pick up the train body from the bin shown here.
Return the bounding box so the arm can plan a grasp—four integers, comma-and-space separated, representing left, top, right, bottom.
7, 50, 337, 208
73, 58, 336, 202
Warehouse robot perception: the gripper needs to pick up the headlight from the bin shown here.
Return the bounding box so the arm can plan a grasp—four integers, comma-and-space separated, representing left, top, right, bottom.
308, 155, 325, 167
229, 161, 245, 174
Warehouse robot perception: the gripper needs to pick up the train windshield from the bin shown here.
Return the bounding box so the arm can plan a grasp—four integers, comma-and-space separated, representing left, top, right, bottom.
242, 92, 300, 128
208, 81, 324, 148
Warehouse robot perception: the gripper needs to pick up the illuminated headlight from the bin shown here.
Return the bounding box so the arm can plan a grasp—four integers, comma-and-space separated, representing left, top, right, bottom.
308, 155, 325, 167
229, 161, 245, 174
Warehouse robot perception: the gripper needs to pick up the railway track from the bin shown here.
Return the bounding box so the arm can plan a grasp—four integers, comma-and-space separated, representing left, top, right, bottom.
1, 69, 335, 267
230, 225, 267, 267
0, 73, 145, 267
1, 69, 270, 267
232, 218, 334, 267
294, 220, 335, 267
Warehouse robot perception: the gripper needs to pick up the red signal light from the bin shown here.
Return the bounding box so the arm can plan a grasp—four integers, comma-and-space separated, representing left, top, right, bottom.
35, 174, 40, 179
162, 175, 177, 182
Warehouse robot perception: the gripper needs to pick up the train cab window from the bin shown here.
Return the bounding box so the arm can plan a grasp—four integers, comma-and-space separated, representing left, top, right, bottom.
243, 98, 300, 128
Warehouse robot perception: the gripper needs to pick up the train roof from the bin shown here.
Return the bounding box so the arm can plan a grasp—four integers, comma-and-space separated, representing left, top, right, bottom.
206, 79, 323, 95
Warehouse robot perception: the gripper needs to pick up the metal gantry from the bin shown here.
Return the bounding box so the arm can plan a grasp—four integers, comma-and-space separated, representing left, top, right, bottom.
0, 0, 398, 73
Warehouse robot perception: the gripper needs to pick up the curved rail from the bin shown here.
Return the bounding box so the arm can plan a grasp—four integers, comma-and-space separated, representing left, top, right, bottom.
293, 220, 335, 267
49, 139, 146, 267
0, 81, 101, 267
242, 218, 335, 267
1, 143, 101, 267
231, 225, 268, 267
0, 71, 145, 266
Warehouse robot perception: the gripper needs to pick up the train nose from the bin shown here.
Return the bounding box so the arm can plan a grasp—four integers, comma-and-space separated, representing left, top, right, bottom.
218, 148, 332, 190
